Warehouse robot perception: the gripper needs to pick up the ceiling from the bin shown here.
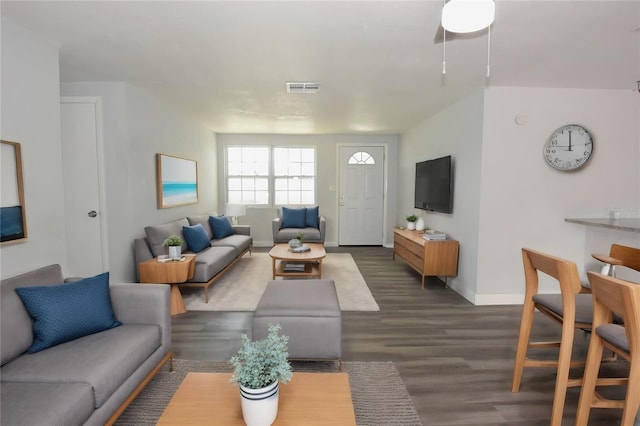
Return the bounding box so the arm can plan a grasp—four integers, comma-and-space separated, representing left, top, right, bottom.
2, 1, 639, 134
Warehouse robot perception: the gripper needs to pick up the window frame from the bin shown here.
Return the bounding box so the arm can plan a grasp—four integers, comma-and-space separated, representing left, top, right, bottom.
225, 145, 317, 207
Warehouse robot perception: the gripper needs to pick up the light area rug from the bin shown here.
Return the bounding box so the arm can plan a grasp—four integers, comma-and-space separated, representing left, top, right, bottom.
181, 252, 380, 311
115, 359, 422, 426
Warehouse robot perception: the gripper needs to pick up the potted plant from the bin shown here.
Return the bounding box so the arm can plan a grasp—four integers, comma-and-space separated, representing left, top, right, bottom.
289, 231, 304, 249
406, 214, 418, 230
230, 323, 292, 426
163, 234, 183, 260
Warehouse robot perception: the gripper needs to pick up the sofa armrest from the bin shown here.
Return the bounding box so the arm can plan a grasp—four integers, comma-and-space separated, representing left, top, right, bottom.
134, 238, 153, 263
272, 217, 283, 242
319, 216, 326, 244
233, 225, 251, 236
110, 283, 171, 348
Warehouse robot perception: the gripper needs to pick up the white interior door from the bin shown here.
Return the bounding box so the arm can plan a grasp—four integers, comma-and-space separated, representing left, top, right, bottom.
338, 146, 384, 245
61, 97, 107, 277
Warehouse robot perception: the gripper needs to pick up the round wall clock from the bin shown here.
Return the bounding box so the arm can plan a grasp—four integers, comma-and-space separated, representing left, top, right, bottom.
543, 124, 594, 171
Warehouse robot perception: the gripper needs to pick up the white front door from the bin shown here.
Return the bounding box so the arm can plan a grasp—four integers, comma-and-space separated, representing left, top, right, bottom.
338, 146, 385, 245
60, 97, 107, 277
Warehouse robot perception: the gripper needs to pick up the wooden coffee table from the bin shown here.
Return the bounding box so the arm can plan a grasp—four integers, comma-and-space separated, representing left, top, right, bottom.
157, 372, 356, 425
268, 243, 326, 280
138, 254, 196, 315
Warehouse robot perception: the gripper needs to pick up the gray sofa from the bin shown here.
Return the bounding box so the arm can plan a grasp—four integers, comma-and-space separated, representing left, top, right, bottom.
0, 264, 172, 426
134, 215, 252, 302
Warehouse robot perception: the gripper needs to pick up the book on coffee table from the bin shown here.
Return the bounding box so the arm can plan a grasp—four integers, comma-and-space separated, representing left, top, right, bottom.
283, 263, 306, 272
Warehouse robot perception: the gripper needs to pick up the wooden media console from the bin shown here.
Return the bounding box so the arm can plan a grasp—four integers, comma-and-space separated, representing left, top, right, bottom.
393, 228, 459, 288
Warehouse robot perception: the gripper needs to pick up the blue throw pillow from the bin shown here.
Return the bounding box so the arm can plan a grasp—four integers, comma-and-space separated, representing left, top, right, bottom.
209, 215, 234, 239
282, 207, 306, 228
305, 206, 319, 228
15, 272, 122, 353
182, 223, 211, 253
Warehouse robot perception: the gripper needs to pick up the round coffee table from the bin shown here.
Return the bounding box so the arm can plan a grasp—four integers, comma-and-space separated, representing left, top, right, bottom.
268, 243, 326, 279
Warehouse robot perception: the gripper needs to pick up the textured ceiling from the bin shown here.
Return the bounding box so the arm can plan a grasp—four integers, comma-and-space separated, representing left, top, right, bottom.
2, 1, 639, 134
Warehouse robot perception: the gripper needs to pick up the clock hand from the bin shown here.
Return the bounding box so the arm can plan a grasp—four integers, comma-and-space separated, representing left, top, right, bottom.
567, 130, 573, 151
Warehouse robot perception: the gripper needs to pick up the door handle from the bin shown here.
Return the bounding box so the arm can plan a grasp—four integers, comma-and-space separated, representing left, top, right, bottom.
88, 210, 98, 218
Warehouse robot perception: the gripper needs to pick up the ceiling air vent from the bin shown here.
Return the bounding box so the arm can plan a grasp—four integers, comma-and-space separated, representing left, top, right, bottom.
286, 82, 320, 94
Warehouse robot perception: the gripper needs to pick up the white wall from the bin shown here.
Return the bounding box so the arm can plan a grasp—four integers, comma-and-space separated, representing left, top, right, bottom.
477, 87, 640, 303
399, 90, 485, 302
216, 134, 399, 247
61, 82, 217, 282
400, 86, 639, 305
0, 19, 67, 278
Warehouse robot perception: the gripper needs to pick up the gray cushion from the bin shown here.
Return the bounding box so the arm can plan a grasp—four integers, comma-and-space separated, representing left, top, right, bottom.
188, 246, 237, 282
254, 280, 341, 318
596, 324, 629, 352
144, 218, 189, 257
1, 264, 64, 366
532, 293, 593, 325
211, 234, 253, 257
1, 324, 160, 408
187, 214, 214, 240
253, 279, 341, 359
1, 381, 94, 426
275, 227, 322, 243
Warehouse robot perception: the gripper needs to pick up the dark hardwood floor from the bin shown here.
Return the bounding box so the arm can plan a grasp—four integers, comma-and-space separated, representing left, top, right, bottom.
171, 246, 629, 425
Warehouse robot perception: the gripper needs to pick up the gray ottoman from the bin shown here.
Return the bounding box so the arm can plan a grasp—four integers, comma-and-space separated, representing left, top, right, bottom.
252, 279, 342, 363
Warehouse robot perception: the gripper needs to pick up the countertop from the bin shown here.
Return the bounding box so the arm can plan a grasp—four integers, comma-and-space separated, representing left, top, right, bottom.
564, 217, 640, 233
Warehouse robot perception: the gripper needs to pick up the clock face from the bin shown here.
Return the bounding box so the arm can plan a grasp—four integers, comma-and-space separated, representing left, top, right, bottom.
544, 124, 593, 171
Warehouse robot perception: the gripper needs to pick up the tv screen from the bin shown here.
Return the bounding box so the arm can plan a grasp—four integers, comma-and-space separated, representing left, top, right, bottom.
414, 155, 453, 213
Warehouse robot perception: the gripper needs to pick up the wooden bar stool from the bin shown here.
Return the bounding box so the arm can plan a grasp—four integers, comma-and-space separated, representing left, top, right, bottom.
512, 248, 594, 426
591, 244, 640, 279
574, 272, 640, 426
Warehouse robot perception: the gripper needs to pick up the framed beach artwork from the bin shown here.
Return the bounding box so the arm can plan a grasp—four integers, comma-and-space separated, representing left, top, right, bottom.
1, 140, 27, 244
156, 153, 198, 208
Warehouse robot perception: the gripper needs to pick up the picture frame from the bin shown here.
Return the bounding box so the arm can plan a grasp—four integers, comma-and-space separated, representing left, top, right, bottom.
1, 140, 27, 244
156, 153, 198, 208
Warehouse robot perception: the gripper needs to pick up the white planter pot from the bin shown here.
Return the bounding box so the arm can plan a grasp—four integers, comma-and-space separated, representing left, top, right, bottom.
407, 221, 416, 230
240, 381, 279, 426
289, 238, 301, 249
415, 218, 426, 231
168, 245, 181, 260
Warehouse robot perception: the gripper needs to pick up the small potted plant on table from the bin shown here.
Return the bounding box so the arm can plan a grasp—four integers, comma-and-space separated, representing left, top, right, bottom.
289, 231, 304, 249
163, 234, 183, 260
406, 214, 418, 230
230, 323, 292, 426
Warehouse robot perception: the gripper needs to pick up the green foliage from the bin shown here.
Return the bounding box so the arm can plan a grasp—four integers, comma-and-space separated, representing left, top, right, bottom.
230, 323, 292, 389
406, 214, 418, 222
295, 231, 304, 240
162, 234, 183, 247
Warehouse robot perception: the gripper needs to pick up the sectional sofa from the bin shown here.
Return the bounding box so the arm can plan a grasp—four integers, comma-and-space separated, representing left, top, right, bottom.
0, 264, 172, 425
134, 214, 252, 302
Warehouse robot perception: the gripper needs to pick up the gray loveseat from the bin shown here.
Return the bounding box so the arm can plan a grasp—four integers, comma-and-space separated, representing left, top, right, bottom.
134, 214, 252, 302
0, 264, 172, 426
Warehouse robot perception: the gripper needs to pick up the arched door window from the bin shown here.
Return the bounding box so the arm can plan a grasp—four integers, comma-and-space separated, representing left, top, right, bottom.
347, 151, 375, 165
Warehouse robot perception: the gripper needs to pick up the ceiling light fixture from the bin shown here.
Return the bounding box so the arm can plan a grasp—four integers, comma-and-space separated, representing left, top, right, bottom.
441, 0, 495, 34
440, 0, 494, 79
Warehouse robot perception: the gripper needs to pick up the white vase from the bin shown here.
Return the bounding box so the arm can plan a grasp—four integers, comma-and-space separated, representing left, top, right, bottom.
168, 245, 181, 260
240, 381, 279, 426
415, 218, 426, 231
289, 238, 301, 249
407, 221, 416, 230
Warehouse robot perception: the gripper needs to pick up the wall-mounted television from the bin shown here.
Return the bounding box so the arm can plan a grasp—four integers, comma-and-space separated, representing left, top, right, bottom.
414, 155, 453, 213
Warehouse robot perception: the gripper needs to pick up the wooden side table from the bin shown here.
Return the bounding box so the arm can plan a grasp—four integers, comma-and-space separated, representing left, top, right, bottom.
138, 255, 196, 315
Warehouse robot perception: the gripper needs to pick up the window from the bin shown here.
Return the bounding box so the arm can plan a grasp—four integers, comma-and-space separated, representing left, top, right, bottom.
348, 151, 375, 165
274, 147, 315, 205
226, 146, 269, 204
226, 146, 315, 206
